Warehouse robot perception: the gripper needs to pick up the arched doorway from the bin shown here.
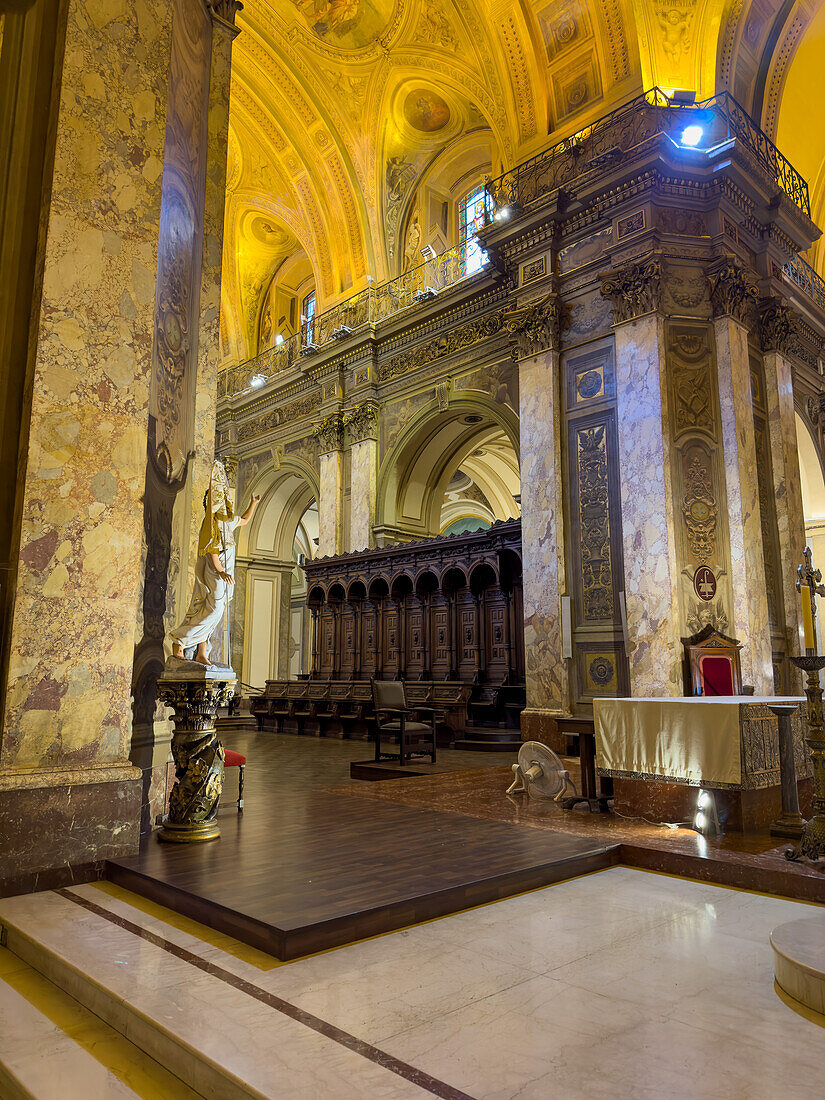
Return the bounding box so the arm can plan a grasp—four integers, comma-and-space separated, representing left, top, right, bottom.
234, 459, 319, 689
375, 392, 520, 544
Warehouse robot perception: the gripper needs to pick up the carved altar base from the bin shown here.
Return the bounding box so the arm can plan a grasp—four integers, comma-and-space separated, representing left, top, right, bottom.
156, 658, 236, 844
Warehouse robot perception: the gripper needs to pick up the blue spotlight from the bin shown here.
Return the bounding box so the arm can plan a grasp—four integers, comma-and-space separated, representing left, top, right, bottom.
681, 124, 704, 147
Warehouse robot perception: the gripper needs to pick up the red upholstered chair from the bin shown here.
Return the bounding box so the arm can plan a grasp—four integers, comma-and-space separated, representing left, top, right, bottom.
223, 749, 246, 811
681, 626, 743, 697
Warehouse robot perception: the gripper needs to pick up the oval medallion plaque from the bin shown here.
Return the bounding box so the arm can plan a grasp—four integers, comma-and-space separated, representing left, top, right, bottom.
694, 566, 717, 602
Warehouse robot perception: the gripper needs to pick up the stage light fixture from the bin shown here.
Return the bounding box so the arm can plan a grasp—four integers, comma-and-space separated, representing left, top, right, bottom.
275, 334, 284, 345
494, 207, 510, 222
681, 124, 703, 147
250, 374, 266, 388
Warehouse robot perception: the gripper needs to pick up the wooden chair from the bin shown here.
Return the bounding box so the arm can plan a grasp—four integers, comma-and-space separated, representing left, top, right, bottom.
682, 625, 743, 697
371, 679, 437, 766
223, 749, 246, 811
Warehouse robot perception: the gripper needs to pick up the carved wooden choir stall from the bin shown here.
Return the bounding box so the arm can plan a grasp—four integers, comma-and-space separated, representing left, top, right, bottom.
251, 520, 525, 747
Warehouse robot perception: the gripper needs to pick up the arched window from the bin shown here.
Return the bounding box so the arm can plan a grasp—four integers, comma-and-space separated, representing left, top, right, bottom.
457, 184, 492, 276
302, 289, 316, 345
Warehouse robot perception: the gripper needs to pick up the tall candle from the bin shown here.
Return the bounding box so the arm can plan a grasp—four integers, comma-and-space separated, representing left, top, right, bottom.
801, 584, 815, 649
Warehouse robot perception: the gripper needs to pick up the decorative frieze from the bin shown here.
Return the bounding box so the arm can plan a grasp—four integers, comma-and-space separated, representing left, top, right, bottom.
505, 292, 563, 359
344, 401, 379, 444
707, 258, 758, 324
759, 297, 799, 356
600, 255, 663, 324
236, 391, 321, 443
377, 310, 506, 381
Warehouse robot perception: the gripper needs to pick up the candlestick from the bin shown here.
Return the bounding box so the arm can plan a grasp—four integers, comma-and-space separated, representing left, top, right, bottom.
800, 584, 815, 650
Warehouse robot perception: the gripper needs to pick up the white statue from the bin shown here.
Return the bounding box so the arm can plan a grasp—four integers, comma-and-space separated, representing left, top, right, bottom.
170, 457, 260, 667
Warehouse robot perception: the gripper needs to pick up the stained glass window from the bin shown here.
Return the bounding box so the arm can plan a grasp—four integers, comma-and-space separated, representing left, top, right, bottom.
458, 185, 492, 276
302, 290, 316, 345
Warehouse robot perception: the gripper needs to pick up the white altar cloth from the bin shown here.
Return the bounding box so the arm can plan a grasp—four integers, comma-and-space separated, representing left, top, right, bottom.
593, 696, 805, 787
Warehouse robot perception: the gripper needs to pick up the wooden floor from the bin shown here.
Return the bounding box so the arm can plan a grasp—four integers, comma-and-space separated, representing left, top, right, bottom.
107, 732, 617, 959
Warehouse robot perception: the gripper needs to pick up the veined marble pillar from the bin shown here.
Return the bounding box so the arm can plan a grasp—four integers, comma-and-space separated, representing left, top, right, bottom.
508, 295, 569, 738
601, 261, 682, 695
761, 300, 807, 666
316, 414, 344, 557
347, 403, 379, 552
711, 264, 773, 694
0, 1, 173, 889
131, 0, 241, 832
276, 566, 293, 678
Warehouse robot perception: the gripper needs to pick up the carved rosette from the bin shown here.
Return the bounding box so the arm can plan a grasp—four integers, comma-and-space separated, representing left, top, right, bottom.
157, 671, 236, 843
707, 258, 758, 325
759, 298, 799, 356
600, 256, 663, 324
505, 292, 563, 359
312, 412, 346, 453
344, 401, 379, 444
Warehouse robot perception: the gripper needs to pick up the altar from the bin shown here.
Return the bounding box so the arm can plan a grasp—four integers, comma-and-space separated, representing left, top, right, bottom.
593, 697, 812, 831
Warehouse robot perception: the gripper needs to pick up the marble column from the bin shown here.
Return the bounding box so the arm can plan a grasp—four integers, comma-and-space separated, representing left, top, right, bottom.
711, 263, 773, 694
316, 414, 344, 557
601, 260, 682, 696
276, 566, 293, 678
131, 0, 241, 833
0, 0, 173, 890
508, 294, 569, 739
347, 403, 379, 552
761, 299, 807, 666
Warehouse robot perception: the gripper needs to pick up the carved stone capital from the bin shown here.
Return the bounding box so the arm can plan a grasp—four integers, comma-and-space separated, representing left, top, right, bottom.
707, 258, 758, 325
313, 412, 345, 453
205, 0, 243, 32
759, 297, 799, 356
505, 292, 563, 359
600, 256, 663, 324
344, 401, 379, 444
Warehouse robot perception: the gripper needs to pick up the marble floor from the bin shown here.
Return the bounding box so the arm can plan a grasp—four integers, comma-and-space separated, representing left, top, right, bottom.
1, 867, 824, 1098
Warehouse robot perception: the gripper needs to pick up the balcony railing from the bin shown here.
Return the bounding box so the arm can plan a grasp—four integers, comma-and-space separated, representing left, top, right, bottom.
218, 239, 483, 400
783, 254, 825, 311
220, 89, 815, 402
484, 88, 810, 220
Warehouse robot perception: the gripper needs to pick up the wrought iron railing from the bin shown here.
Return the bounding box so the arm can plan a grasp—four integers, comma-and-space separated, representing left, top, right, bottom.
783, 254, 825, 310
484, 88, 810, 219
218, 239, 483, 399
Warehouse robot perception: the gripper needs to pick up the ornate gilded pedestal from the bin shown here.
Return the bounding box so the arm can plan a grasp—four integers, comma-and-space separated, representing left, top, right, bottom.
156, 659, 236, 843
786, 655, 825, 864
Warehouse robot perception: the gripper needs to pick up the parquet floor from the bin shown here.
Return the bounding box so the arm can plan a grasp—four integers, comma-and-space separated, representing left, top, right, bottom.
107, 732, 617, 959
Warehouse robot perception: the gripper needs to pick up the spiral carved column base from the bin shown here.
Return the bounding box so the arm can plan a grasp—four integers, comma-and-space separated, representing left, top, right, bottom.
156, 659, 236, 844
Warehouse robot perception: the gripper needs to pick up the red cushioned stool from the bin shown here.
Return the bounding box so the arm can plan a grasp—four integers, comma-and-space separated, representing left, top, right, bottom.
223, 749, 246, 811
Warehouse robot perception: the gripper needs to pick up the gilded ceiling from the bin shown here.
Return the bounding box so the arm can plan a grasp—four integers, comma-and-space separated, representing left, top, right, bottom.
221, 0, 825, 364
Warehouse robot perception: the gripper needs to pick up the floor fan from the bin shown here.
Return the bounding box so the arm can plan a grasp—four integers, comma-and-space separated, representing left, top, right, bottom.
506, 741, 577, 802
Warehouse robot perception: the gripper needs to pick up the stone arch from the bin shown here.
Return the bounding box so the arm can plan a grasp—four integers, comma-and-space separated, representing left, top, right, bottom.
375, 391, 520, 543
234, 456, 320, 690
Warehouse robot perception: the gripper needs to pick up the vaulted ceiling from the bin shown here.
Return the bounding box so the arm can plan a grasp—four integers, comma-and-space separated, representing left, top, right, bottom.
220, 0, 825, 364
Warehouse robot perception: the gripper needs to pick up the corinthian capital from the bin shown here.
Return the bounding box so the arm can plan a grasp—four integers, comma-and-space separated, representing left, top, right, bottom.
600, 255, 662, 324
344, 401, 380, 444
707, 258, 758, 325
312, 412, 345, 453
504, 292, 562, 359
759, 297, 799, 355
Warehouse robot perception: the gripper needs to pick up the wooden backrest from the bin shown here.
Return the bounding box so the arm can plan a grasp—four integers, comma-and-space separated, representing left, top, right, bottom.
681, 625, 743, 696
372, 679, 406, 712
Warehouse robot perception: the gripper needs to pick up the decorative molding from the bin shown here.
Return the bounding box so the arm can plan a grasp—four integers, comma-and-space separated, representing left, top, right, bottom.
377, 310, 506, 382
600, 255, 662, 324
236, 391, 321, 443
505, 292, 564, 358
759, 298, 799, 356
205, 0, 243, 34
344, 401, 379, 444
707, 258, 758, 325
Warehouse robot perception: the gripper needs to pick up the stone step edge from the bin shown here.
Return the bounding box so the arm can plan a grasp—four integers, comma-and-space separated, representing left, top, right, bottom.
0, 972, 140, 1100
0, 904, 267, 1100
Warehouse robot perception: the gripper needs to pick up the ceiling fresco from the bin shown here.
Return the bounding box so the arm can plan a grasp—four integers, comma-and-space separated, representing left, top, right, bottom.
220, 0, 825, 366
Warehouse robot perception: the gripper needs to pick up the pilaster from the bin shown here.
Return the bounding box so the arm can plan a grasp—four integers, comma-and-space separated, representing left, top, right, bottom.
710, 260, 774, 693
507, 293, 569, 736
346, 402, 379, 552
601, 257, 683, 695
315, 413, 345, 557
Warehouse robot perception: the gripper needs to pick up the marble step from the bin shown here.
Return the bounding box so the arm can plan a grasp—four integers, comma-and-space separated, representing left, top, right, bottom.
0, 948, 170, 1100
0, 890, 423, 1100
